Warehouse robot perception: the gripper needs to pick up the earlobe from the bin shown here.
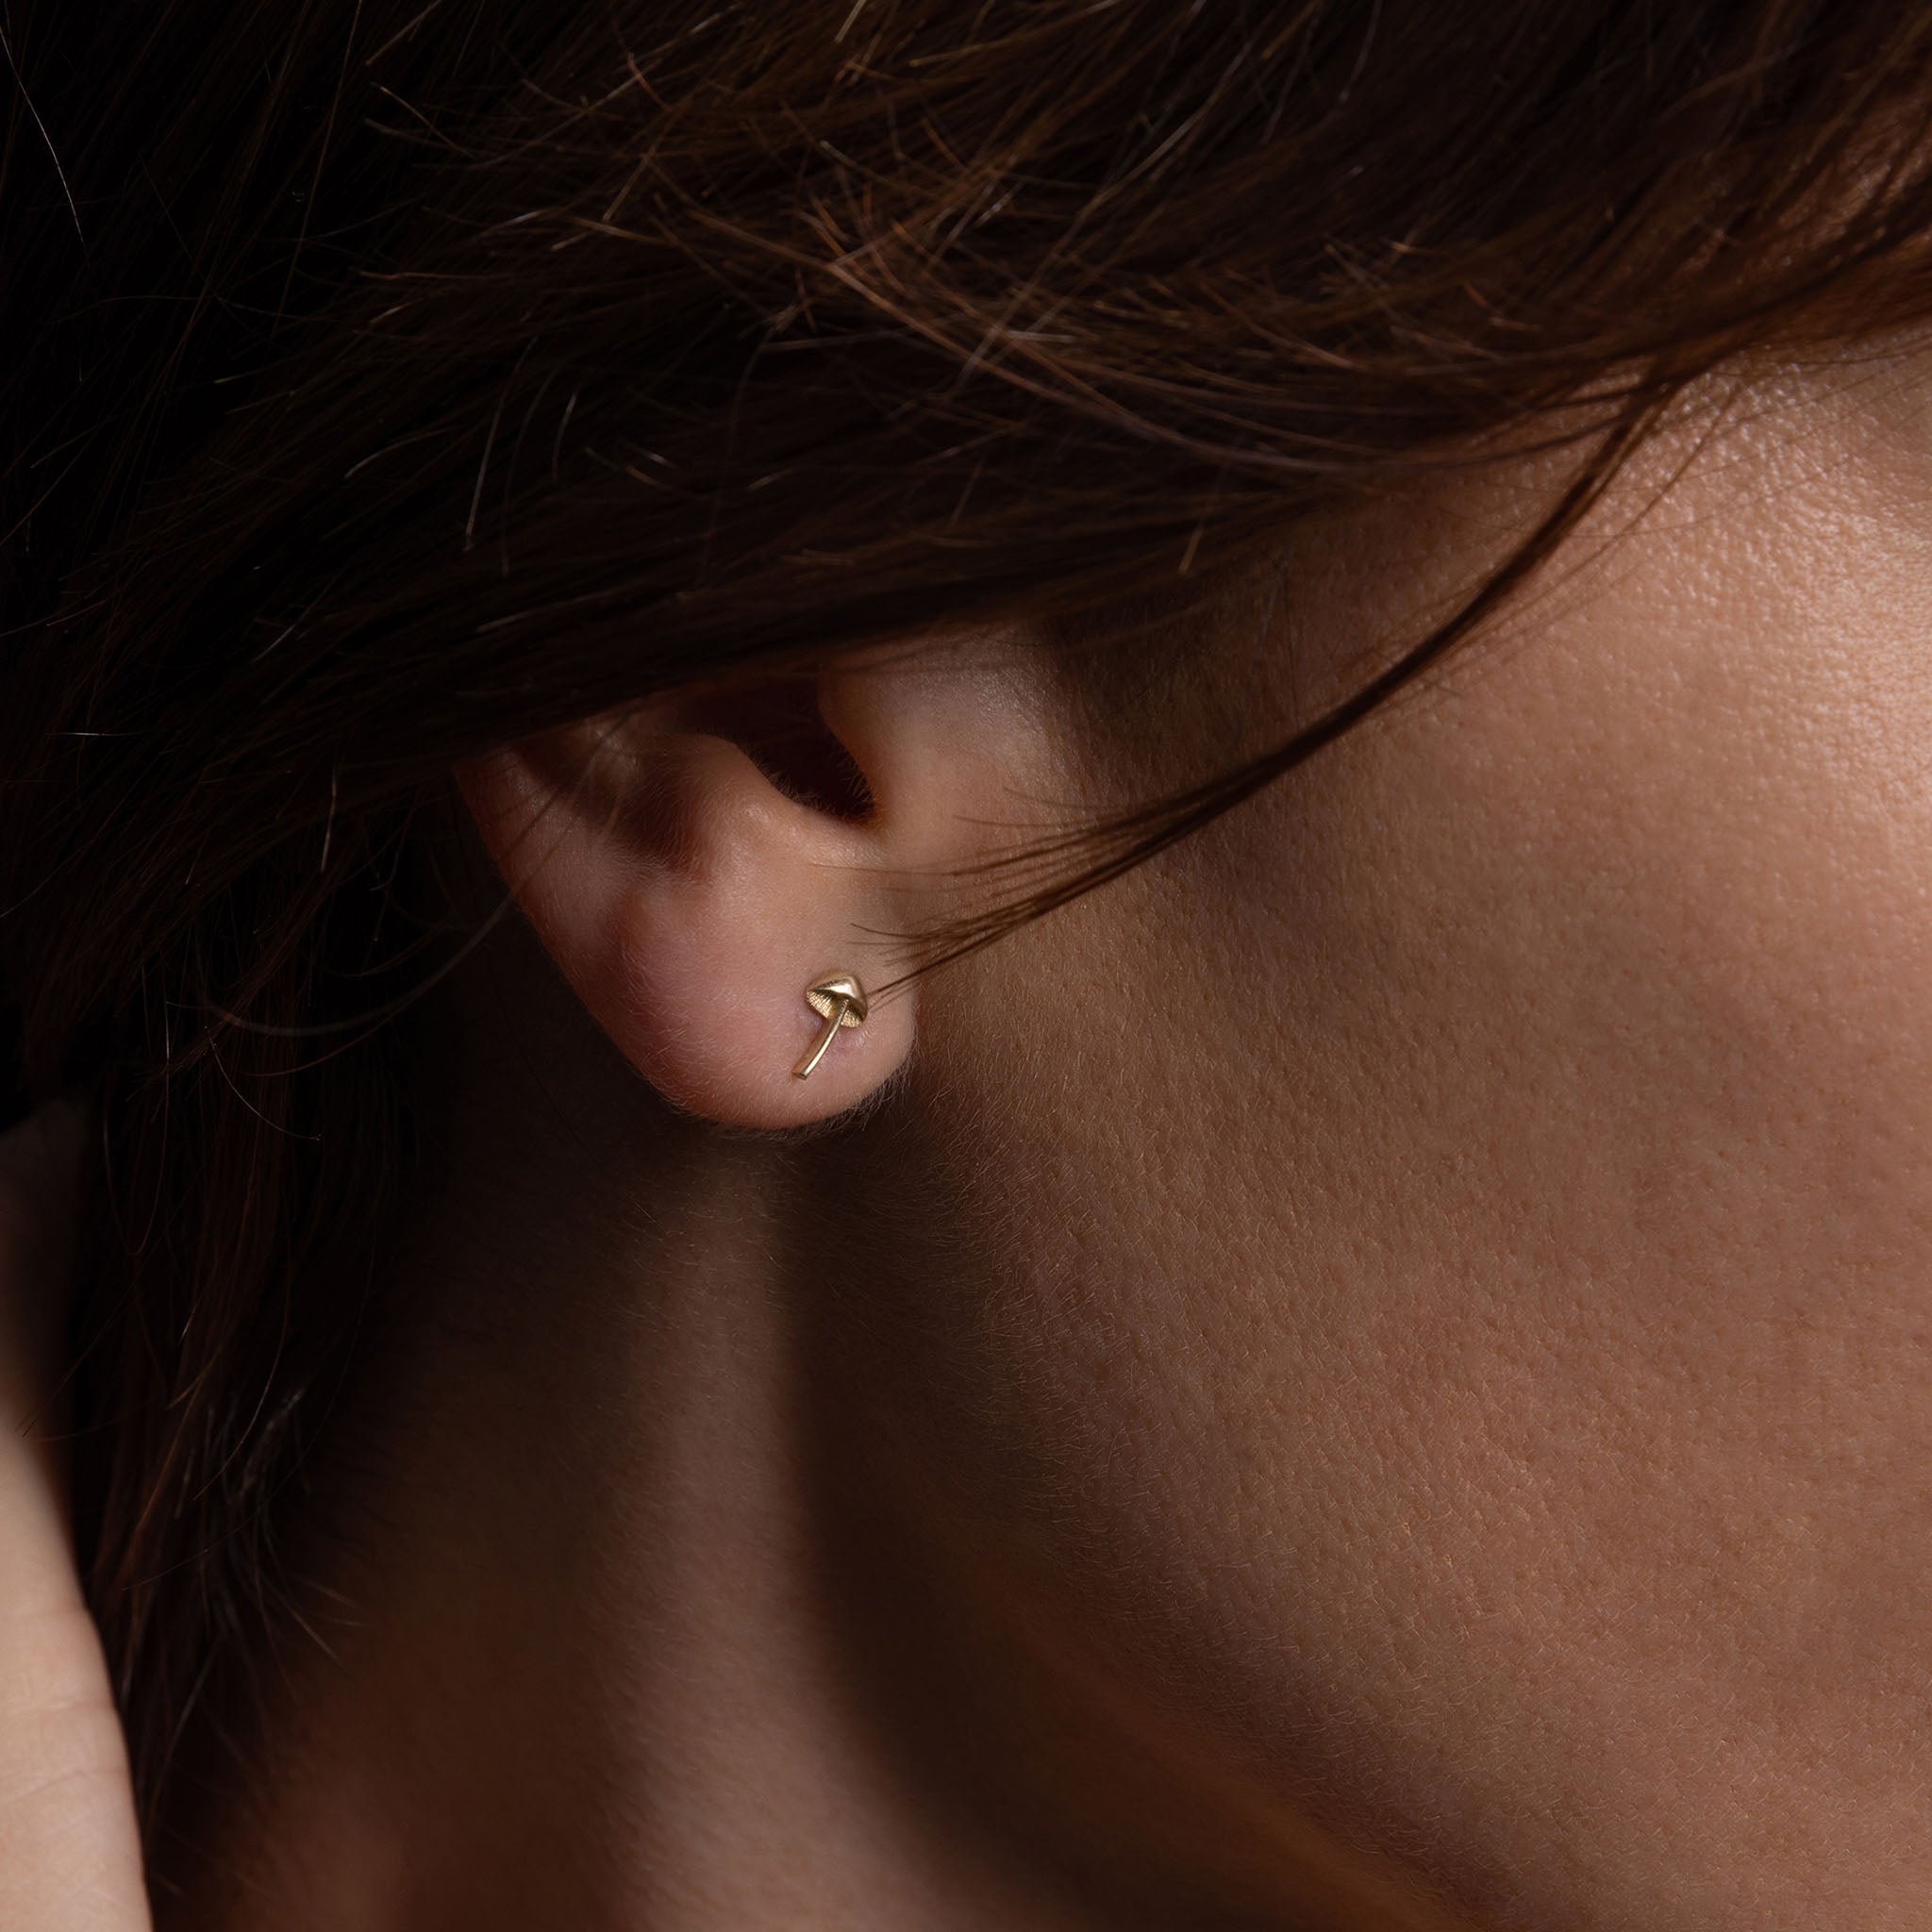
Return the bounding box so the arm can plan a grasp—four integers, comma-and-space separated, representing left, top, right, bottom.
458, 711, 916, 1129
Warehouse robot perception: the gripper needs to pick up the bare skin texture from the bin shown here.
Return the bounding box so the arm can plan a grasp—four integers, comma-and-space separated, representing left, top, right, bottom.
8, 347, 1932, 1927
0, 1109, 145, 1931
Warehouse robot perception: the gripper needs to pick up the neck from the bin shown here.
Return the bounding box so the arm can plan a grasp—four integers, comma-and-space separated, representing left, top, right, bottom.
167, 936, 1462, 1932
158, 940, 1074, 1928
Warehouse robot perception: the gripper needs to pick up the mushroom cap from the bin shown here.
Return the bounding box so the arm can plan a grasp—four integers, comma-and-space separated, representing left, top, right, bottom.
805, 972, 869, 1026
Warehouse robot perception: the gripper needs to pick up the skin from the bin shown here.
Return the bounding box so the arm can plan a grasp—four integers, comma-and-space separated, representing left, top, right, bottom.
7, 345, 1932, 1927
0, 1108, 145, 1931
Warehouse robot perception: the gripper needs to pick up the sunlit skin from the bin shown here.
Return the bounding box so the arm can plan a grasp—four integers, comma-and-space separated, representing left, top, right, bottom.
7, 345, 1932, 1928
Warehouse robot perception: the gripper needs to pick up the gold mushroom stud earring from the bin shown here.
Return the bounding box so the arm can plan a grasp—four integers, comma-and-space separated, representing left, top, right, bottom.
791, 972, 869, 1081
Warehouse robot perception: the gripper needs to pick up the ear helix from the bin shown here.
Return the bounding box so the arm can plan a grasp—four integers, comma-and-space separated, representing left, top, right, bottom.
791, 972, 869, 1080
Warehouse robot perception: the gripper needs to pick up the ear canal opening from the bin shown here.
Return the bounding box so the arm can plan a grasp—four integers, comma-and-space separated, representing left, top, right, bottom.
670, 675, 875, 823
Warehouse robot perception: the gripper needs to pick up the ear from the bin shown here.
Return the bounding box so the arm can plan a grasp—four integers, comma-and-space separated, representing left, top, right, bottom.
456, 638, 1052, 1128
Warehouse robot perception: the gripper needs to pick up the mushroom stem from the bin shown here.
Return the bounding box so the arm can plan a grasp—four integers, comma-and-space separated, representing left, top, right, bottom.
791, 995, 851, 1081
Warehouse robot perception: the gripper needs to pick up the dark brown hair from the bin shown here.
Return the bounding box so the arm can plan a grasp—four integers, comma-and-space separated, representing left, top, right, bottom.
6, 0, 1932, 1845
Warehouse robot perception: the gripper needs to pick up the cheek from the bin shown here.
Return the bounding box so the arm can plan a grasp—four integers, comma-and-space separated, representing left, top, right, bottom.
887, 408, 1932, 1906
